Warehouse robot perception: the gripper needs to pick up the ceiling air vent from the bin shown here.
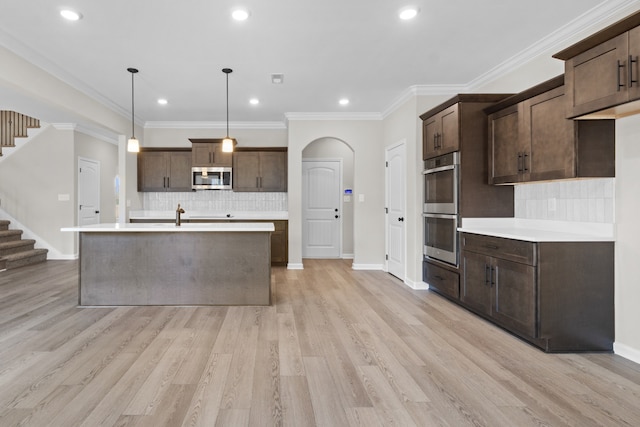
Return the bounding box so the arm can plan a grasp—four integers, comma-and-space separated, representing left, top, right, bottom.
271, 73, 284, 84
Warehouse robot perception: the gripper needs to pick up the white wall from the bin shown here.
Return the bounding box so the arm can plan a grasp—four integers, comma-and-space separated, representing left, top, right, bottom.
0, 126, 75, 256
287, 119, 384, 269
614, 115, 640, 361
143, 126, 287, 148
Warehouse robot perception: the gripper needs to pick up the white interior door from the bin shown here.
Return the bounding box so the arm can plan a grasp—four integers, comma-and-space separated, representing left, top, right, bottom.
78, 157, 101, 226
302, 160, 341, 258
386, 142, 406, 280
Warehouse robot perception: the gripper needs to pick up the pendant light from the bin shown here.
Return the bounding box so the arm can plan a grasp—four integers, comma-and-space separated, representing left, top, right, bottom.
221, 68, 235, 153
127, 67, 140, 153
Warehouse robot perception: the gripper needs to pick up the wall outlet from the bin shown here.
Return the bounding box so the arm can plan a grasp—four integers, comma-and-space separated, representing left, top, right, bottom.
358, 194, 365, 202
58, 194, 70, 201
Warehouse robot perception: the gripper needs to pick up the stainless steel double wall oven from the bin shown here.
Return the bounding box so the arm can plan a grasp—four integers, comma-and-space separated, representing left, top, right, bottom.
423, 152, 459, 266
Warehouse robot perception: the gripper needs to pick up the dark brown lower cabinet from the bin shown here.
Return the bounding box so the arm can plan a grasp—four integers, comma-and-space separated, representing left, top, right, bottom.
460, 232, 613, 352
461, 250, 536, 338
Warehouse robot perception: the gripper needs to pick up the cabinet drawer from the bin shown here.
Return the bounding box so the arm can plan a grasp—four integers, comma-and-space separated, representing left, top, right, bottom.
462, 233, 536, 266
424, 261, 459, 299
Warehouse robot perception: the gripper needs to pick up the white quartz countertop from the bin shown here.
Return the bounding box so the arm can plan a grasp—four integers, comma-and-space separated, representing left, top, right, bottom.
458, 218, 615, 242
129, 210, 288, 221
61, 222, 275, 233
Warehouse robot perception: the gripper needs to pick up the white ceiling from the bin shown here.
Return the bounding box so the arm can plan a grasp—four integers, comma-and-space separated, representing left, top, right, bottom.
0, 0, 636, 129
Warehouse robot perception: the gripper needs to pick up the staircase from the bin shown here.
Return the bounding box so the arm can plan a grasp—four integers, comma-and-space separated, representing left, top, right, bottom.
0, 220, 48, 271
1, 110, 41, 157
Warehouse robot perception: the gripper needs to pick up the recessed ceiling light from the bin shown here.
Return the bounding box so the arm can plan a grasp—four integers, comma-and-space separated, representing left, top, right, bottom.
60, 9, 82, 21
232, 9, 250, 21
271, 74, 284, 84
399, 7, 419, 20
249, 98, 260, 105
157, 99, 168, 105
339, 98, 350, 106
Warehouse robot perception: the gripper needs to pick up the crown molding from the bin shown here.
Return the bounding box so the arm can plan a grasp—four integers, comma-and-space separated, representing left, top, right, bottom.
467, 0, 640, 91
51, 123, 119, 145
284, 112, 383, 121
381, 84, 469, 118
144, 121, 286, 130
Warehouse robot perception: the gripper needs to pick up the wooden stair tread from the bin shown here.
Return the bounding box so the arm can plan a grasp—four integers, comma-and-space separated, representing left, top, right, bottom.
1, 248, 48, 261
0, 239, 35, 249
0, 230, 23, 240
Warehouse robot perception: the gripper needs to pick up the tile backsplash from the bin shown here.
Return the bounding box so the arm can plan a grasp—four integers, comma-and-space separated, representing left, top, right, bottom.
514, 178, 614, 223
143, 191, 288, 212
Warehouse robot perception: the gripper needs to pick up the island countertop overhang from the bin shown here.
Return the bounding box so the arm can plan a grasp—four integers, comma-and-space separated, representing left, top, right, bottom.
61, 222, 275, 233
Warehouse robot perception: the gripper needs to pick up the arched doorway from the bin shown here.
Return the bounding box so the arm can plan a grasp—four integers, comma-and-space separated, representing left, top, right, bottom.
301, 137, 354, 259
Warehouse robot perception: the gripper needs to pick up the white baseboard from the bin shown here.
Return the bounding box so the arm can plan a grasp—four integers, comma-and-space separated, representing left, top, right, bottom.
351, 263, 384, 271
614, 342, 640, 365
341, 253, 354, 259
287, 262, 304, 270
406, 280, 429, 290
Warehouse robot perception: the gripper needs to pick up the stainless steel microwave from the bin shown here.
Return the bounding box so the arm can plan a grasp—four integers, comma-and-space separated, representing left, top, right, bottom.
192, 167, 232, 190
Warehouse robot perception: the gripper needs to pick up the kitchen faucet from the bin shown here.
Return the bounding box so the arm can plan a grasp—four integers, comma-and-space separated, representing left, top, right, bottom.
176, 203, 185, 226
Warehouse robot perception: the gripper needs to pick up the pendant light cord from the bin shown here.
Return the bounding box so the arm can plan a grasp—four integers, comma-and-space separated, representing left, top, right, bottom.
127, 67, 139, 139
131, 72, 135, 138
226, 71, 229, 137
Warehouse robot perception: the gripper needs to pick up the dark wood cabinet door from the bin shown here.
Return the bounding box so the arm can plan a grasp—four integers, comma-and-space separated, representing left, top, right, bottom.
167, 151, 192, 191
192, 142, 232, 167
628, 26, 640, 101
492, 258, 536, 338
212, 143, 233, 167
461, 250, 491, 316
439, 104, 459, 155
488, 105, 520, 184
233, 151, 261, 191
566, 33, 629, 117
423, 260, 459, 300
191, 143, 213, 167
522, 86, 576, 181
259, 152, 287, 192
422, 116, 439, 159
138, 151, 169, 192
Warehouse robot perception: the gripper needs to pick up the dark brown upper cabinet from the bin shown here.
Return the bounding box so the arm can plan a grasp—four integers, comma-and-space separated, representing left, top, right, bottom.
422, 103, 459, 159
138, 149, 192, 192
554, 11, 640, 118
189, 139, 232, 167
232, 148, 287, 192
485, 76, 615, 185
420, 94, 514, 218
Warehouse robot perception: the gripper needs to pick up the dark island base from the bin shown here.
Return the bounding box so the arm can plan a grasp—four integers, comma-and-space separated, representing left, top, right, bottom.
79, 231, 271, 306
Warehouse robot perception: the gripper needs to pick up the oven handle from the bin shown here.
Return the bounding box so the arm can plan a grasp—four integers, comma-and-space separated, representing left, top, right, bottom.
422, 213, 458, 220
423, 164, 456, 175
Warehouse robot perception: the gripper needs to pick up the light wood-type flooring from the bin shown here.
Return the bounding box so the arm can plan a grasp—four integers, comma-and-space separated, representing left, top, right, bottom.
1, 259, 639, 426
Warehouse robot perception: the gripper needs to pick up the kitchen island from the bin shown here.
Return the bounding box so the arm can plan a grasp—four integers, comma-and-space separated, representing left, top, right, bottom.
61, 222, 274, 306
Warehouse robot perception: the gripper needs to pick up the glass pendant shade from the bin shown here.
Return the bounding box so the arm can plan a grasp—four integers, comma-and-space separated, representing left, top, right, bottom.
127, 137, 140, 153
222, 137, 234, 153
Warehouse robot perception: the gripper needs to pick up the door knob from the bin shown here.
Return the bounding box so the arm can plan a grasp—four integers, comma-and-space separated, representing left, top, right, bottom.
335, 215, 339, 218
398, 217, 404, 222
335, 208, 339, 212
95, 210, 100, 214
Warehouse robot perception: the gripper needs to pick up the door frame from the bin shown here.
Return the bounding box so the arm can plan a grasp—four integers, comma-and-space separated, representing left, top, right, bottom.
301, 158, 343, 258
385, 140, 406, 280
